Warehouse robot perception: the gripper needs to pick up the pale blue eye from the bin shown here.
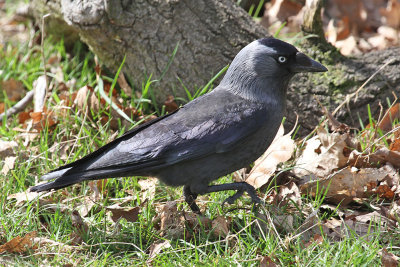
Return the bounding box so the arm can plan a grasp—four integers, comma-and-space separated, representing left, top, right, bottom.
278, 56, 287, 63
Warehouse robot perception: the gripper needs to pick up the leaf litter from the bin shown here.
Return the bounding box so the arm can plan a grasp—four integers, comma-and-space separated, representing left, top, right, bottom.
1, 5, 400, 261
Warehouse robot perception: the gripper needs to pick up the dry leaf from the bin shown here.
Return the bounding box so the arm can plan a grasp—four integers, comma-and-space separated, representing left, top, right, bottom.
75, 196, 96, 217
277, 182, 302, 207
388, 200, 400, 222
378, 103, 400, 132
304, 234, 323, 248
164, 95, 178, 113
322, 211, 394, 240
381, 248, 399, 267
18, 111, 31, 124
29, 110, 58, 132
7, 190, 54, 206
0, 231, 37, 254
159, 201, 183, 238
390, 137, 400, 152
335, 36, 361, 55
380, 0, 400, 29
348, 147, 400, 168
107, 206, 139, 223
273, 214, 294, 232
263, 0, 303, 27
247, 124, 295, 189
295, 126, 349, 178
183, 213, 212, 229
260, 255, 278, 267
147, 240, 171, 262
48, 141, 71, 161
138, 177, 158, 200
0, 139, 17, 158
70, 210, 88, 245
117, 72, 132, 97
299, 165, 397, 205
1, 79, 25, 101
1, 156, 16, 175
211, 216, 230, 237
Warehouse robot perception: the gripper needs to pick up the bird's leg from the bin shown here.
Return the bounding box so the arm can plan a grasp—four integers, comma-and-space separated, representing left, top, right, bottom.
183, 185, 201, 214
223, 190, 245, 205
204, 182, 261, 205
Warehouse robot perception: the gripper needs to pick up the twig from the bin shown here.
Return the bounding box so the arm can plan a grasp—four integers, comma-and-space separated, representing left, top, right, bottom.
40, 14, 50, 95
0, 90, 34, 122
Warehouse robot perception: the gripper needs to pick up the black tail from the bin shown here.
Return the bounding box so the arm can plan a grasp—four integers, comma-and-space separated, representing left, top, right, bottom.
30, 165, 149, 193
30, 174, 84, 192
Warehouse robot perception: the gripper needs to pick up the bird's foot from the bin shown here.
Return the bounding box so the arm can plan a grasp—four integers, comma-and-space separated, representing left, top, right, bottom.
183, 185, 201, 214
207, 182, 262, 206
222, 190, 245, 205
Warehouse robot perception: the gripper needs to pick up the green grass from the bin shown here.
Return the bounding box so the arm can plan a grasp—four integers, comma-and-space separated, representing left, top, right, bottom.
1, 20, 399, 267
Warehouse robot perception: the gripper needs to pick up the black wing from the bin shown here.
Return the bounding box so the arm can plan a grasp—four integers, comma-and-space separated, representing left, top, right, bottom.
30, 89, 267, 191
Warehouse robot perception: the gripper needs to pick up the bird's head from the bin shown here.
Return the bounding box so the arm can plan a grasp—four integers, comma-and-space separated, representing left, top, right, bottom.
219, 37, 327, 102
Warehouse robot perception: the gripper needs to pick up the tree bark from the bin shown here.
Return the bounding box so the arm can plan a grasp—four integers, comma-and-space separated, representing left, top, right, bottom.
31, 0, 267, 99
28, 0, 400, 134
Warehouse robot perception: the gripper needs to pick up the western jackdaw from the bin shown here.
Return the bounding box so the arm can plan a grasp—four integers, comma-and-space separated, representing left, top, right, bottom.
30, 37, 327, 213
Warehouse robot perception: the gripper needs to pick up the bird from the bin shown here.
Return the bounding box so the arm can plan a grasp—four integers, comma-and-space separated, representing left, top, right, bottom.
30, 37, 327, 213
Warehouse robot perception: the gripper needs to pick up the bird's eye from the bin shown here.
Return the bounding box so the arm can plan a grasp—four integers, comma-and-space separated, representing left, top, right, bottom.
278, 56, 287, 63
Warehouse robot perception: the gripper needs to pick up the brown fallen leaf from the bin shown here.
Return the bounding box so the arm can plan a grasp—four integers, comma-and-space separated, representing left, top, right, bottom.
390, 137, 400, 152
117, 72, 132, 97
260, 255, 278, 267
299, 165, 397, 205
18, 110, 31, 124
106, 205, 140, 223
277, 182, 301, 207
381, 248, 399, 267
147, 240, 171, 262
294, 126, 349, 178
159, 201, 184, 238
378, 103, 400, 133
1, 79, 25, 101
29, 109, 58, 132
70, 210, 88, 245
0, 231, 37, 254
304, 234, 323, 248
350, 147, 400, 168
380, 0, 400, 29
262, 0, 303, 28
247, 124, 295, 189
74, 85, 99, 113
164, 95, 179, 113
75, 196, 96, 217
211, 216, 230, 238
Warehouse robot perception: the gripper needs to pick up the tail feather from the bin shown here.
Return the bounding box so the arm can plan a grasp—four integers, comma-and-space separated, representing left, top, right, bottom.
30, 165, 148, 192
40, 168, 72, 181
30, 173, 83, 192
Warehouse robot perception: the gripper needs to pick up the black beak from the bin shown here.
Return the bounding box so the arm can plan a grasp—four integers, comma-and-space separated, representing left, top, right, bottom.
290, 52, 328, 73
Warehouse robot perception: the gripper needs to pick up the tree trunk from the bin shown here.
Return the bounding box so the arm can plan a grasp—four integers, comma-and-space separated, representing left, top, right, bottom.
28, 0, 400, 134
31, 0, 267, 99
